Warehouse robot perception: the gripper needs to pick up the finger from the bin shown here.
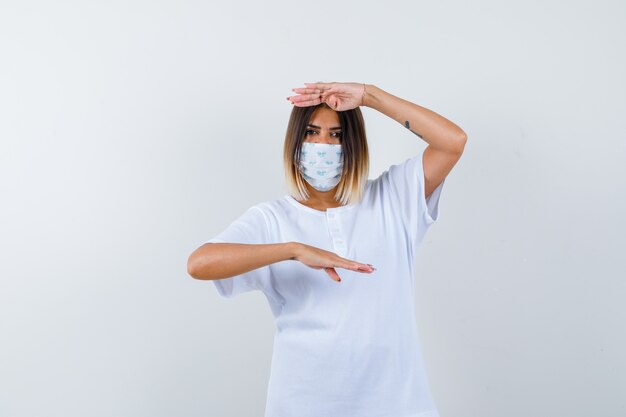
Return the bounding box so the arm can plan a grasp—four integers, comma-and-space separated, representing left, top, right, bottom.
320, 92, 332, 102
290, 97, 324, 107
304, 82, 333, 90
292, 87, 322, 94
355, 264, 376, 273
324, 267, 342, 282
287, 94, 320, 104
342, 260, 376, 273
290, 93, 325, 103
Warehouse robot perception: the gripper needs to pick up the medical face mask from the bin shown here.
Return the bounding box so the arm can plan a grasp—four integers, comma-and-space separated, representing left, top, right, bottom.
298, 142, 343, 192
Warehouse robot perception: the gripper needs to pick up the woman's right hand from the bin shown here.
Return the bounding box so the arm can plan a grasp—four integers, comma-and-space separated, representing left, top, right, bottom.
291, 243, 376, 282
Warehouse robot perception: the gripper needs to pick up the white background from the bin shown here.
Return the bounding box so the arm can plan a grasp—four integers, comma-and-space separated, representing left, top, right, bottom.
1, 1, 625, 416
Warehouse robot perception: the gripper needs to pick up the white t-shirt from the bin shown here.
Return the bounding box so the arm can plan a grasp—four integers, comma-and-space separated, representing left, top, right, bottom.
205, 147, 445, 417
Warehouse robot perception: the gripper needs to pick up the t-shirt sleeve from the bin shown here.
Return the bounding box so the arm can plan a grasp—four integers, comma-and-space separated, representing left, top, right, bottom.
203, 206, 271, 299
380, 147, 446, 246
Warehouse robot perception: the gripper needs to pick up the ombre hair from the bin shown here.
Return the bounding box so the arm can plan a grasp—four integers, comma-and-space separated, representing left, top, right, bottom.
283, 103, 370, 206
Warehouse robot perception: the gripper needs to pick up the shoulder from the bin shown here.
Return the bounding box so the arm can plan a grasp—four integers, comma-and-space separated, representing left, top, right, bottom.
250, 195, 290, 213
246, 196, 295, 224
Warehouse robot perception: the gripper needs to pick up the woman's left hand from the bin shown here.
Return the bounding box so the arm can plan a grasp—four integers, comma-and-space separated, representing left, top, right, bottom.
288, 82, 366, 111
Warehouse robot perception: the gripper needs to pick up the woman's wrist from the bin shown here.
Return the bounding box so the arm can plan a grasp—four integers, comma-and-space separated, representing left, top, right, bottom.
362, 84, 382, 109
286, 242, 302, 261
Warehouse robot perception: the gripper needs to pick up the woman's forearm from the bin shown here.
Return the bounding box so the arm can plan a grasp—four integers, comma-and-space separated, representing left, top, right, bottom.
362, 84, 466, 152
187, 242, 300, 281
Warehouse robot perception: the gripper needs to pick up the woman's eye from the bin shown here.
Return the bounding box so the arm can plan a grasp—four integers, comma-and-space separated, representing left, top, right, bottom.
304, 130, 341, 137
304, 130, 342, 139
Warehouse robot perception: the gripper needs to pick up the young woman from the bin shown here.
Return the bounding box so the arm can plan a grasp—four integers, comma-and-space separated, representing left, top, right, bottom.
188, 81, 466, 417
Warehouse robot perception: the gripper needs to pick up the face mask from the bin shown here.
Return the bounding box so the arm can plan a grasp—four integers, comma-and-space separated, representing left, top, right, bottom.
298, 142, 343, 192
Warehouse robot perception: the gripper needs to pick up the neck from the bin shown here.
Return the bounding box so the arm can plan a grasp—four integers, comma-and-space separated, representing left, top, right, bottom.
302, 183, 343, 208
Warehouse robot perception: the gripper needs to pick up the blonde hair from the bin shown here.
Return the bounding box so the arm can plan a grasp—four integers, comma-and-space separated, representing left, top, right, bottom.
283, 103, 370, 206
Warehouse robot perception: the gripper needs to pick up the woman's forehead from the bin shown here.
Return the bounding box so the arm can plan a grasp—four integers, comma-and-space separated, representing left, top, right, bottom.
309, 108, 340, 126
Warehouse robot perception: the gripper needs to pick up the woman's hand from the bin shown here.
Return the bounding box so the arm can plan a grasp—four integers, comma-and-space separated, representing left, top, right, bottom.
287, 82, 366, 111
292, 242, 375, 282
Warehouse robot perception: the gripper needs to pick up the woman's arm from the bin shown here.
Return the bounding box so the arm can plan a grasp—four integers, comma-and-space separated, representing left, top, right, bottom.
363, 84, 466, 151
362, 84, 467, 198
187, 242, 299, 280
187, 242, 375, 282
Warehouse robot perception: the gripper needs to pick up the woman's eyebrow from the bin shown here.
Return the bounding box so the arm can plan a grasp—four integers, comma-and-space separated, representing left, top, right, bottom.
307, 124, 342, 130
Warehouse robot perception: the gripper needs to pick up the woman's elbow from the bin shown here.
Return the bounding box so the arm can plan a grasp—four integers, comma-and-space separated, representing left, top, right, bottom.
187, 244, 216, 280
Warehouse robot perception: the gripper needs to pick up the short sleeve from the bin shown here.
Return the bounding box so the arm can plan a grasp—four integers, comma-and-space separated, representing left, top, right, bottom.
204, 206, 271, 299
379, 147, 446, 246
